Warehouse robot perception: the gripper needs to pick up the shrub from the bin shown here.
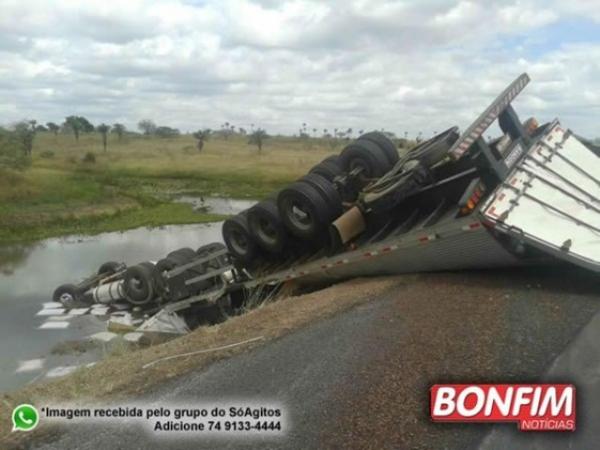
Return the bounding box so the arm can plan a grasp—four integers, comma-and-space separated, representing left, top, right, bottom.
0, 128, 30, 170
40, 150, 55, 159
82, 152, 96, 164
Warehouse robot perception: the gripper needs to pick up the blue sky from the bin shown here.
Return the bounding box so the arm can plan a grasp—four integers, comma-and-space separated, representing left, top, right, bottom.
0, 0, 599, 137
504, 18, 600, 58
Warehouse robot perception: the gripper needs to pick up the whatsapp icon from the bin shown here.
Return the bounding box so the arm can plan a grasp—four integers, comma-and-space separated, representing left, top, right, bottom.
12, 404, 39, 431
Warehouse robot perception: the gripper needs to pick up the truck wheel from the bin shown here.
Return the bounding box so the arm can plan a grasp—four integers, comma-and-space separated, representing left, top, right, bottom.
248, 198, 288, 254
167, 248, 197, 262
97, 261, 123, 276
339, 140, 392, 179
53, 284, 81, 307
358, 131, 399, 165
278, 180, 331, 240
406, 126, 460, 168
300, 173, 343, 218
156, 257, 177, 273
222, 212, 258, 263
139, 261, 166, 293
309, 155, 344, 181
123, 264, 157, 305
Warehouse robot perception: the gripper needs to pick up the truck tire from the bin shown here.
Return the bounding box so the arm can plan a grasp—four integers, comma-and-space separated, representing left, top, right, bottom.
156, 257, 177, 273
247, 198, 288, 254
299, 173, 343, 218
277, 180, 331, 240
196, 242, 226, 255
222, 212, 258, 263
167, 247, 197, 262
309, 155, 344, 181
53, 283, 82, 307
139, 261, 166, 292
123, 263, 157, 305
358, 131, 399, 165
165, 248, 204, 274
406, 126, 459, 168
97, 261, 123, 276
339, 140, 392, 178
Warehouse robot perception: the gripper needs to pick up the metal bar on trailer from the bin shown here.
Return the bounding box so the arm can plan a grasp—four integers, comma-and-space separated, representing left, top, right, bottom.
553, 151, 600, 186
166, 249, 229, 278
518, 165, 600, 214
184, 265, 232, 286
538, 139, 600, 186
500, 183, 600, 234
523, 155, 598, 203
161, 286, 227, 313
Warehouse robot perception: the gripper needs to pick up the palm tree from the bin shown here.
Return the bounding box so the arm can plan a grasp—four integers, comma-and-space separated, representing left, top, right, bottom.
248, 128, 269, 153
46, 122, 60, 136
222, 122, 231, 140
112, 123, 126, 140
193, 129, 211, 152
96, 124, 110, 152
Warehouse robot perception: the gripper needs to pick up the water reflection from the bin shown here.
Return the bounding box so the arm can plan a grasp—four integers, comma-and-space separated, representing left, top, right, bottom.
0, 222, 226, 392
174, 196, 256, 215
0, 243, 39, 276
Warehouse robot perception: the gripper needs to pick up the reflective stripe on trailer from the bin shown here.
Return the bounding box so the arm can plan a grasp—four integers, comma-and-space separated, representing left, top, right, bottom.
249, 218, 487, 287
462, 222, 482, 231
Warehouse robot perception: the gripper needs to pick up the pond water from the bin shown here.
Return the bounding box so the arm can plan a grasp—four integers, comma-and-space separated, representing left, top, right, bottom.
0, 198, 255, 392
174, 196, 256, 215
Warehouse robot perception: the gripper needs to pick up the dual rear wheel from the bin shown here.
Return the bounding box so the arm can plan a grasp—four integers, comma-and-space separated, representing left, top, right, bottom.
223, 132, 400, 262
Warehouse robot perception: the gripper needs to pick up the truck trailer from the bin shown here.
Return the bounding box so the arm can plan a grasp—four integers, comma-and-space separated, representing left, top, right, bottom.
51, 73, 600, 334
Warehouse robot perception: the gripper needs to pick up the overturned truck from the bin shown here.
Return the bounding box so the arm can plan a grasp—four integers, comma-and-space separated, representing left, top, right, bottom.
53, 73, 600, 333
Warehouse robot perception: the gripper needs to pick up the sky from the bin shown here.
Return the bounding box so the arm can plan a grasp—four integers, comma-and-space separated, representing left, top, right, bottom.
1, 0, 600, 137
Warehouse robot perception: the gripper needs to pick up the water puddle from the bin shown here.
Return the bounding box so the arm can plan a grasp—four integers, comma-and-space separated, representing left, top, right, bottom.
0, 221, 230, 392
173, 196, 256, 215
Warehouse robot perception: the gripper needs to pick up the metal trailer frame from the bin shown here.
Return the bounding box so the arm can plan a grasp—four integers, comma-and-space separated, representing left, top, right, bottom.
50, 73, 599, 334
238, 73, 599, 289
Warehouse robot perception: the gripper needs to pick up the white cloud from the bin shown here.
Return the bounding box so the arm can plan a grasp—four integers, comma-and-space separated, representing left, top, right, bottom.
0, 0, 599, 137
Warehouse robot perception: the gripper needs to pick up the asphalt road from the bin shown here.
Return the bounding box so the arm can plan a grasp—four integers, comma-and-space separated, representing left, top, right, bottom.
33, 266, 600, 450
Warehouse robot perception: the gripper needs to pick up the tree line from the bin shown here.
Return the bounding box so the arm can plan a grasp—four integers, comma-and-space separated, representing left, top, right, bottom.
0, 115, 272, 169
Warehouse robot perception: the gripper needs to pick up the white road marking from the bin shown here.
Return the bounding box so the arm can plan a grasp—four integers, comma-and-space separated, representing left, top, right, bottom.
36, 308, 65, 316
42, 302, 63, 309
46, 366, 78, 378
38, 321, 70, 329
89, 331, 118, 342
15, 359, 45, 373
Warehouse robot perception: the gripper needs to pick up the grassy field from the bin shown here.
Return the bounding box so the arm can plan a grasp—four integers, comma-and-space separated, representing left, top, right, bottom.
0, 131, 340, 244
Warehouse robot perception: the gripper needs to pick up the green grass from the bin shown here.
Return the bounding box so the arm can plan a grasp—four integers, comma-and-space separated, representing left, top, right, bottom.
0, 202, 226, 243
0, 132, 343, 244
